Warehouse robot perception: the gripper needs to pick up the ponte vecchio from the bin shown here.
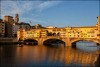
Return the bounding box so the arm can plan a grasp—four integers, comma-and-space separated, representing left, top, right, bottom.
17, 16, 100, 47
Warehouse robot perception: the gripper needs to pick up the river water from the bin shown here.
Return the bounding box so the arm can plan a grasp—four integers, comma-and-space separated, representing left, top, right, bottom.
0, 42, 100, 67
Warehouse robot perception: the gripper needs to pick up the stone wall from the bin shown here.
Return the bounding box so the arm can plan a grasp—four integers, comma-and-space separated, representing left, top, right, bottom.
0, 38, 18, 42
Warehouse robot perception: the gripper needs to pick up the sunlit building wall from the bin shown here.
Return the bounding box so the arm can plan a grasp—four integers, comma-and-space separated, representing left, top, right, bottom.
17, 29, 25, 40
18, 25, 98, 41
17, 16, 100, 40
40, 30, 47, 38
65, 26, 98, 38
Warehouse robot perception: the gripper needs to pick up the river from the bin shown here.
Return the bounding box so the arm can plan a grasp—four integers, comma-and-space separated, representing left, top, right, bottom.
0, 42, 100, 67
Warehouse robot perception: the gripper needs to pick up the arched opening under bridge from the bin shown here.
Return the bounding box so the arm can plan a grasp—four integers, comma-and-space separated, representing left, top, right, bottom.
24, 39, 38, 45
43, 39, 65, 47
71, 39, 100, 50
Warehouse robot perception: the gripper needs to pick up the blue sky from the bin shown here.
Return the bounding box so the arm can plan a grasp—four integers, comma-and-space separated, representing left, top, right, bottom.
1, 1, 99, 27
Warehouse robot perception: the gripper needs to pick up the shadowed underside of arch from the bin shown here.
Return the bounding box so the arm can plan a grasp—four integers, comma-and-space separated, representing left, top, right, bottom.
22, 37, 100, 47
71, 38, 100, 46
43, 38, 65, 46
24, 39, 38, 45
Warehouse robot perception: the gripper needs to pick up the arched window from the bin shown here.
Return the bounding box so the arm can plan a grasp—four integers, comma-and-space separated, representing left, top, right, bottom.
53, 33, 56, 36
57, 33, 60, 36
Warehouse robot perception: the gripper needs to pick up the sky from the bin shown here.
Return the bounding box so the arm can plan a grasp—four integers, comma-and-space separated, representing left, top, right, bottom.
0, 0, 99, 27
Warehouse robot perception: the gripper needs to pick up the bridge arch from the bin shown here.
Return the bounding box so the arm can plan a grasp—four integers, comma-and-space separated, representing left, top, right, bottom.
70, 38, 100, 47
43, 38, 66, 46
24, 39, 38, 45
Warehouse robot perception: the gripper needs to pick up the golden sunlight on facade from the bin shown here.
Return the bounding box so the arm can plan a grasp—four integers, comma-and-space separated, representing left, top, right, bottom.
17, 16, 100, 46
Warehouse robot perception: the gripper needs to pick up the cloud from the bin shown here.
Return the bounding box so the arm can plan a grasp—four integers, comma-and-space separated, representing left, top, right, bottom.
1, 1, 62, 17
1, 1, 62, 26
20, 17, 47, 23
1, 1, 36, 18
36, 1, 61, 12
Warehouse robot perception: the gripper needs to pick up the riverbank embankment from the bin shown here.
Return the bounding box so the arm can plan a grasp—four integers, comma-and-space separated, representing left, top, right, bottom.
0, 37, 23, 44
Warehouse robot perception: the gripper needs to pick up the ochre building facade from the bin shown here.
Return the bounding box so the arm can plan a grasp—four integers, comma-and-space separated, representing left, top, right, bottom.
17, 16, 100, 46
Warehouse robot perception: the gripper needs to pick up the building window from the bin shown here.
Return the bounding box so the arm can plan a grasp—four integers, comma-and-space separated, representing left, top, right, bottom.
88, 35, 90, 37
81, 36, 83, 37
74, 35, 75, 37
47, 32, 52, 36
53, 33, 56, 36
91, 35, 94, 37
78, 35, 79, 37
57, 29, 61, 31
57, 33, 60, 36
53, 30, 56, 31
70, 35, 71, 37
84, 36, 86, 37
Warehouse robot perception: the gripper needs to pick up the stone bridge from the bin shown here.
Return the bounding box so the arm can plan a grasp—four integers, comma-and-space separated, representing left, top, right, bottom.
23, 36, 100, 47
18, 16, 100, 47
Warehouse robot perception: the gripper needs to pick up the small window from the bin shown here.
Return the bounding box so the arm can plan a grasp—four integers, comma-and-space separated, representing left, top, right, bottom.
88, 35, 90, 37
78, 35, 79, 37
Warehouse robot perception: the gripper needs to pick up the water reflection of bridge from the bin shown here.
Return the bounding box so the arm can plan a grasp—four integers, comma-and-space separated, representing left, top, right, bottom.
16, 46, 99, 66
46, 47, 98, 66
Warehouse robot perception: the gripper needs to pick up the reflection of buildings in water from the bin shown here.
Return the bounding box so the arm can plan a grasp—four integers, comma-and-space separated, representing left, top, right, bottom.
46, 47, 99, 66
16, 46, 42, 63
16, 45, 99, 66
76, 42, 99, 52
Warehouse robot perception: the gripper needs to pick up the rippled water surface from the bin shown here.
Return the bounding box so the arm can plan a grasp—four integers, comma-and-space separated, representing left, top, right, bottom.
0, 42, 100, 66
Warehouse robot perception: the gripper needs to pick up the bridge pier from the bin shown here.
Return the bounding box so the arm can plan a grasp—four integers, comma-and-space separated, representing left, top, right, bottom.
97, 42, 100, 48
64, 38, 72, 47
65, 42, 71, 47
98, 43, 100, 48
99, 45, 100, 48
38, 38, 43, 46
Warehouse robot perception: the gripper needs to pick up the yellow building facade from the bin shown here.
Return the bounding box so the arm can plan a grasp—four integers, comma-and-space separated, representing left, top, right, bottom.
17, 16, 100, 42
17, 26, 98, 40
